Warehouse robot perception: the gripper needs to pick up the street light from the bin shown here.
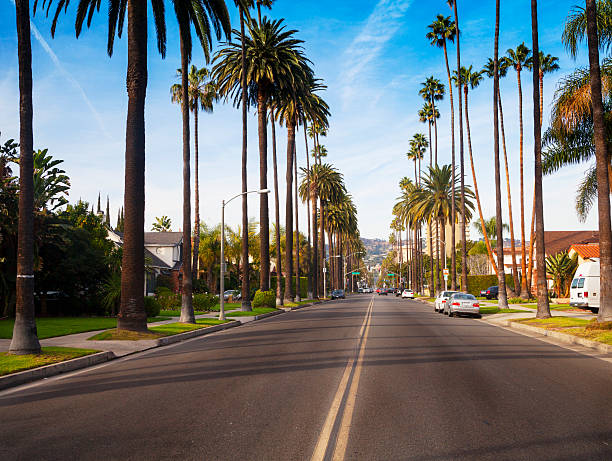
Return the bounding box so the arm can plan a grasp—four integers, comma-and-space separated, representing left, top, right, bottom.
219, 189, 270, 321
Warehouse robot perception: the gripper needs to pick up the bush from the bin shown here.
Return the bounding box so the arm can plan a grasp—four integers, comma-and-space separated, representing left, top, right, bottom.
156, 274, 174, 291
193, 293, 219, 311
156, 288, 180, 310
466, 274, 514, 296
508, 297, 524, 304
144, 296, 161, 318
252, 290, 276, 308
192, 279, 209, 294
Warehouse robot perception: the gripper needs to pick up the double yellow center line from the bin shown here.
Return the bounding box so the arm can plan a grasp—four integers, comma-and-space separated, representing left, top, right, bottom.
310, 296, 375, 461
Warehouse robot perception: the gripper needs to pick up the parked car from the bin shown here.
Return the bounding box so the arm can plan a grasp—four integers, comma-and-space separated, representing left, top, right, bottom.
444, 292, 481, 318
223, 290, 241, 301
401, 289, 414, 299
378, 288, 388, 296
479, 289, 488, 297
376, 288, 381, 294
484, 286, 499, 300
331, 289, 346, 300
570, 259, 600, 313
395, 288, 402, 297
434, 290, 458, 313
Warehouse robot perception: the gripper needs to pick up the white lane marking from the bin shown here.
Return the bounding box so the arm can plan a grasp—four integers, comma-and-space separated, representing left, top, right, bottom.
310, 296, 374, 461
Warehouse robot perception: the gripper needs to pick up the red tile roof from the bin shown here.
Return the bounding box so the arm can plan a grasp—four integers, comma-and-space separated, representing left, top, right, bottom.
543, 231, 599, 256
570, 243, 600, 259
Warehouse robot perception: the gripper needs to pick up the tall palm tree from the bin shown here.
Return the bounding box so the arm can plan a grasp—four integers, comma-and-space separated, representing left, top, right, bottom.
585, 0, 612, 322
562, 0, 612, 59
448, 0, 468, 291
493, 0, 510, 309
269, 106, 283, 304
506, 42, 532, 298
530, 0, 551, 318
256, 0, 274, 24
427, 14, 458, 289
484, 57, 520, 293
43, 0, 230, 332
419, 77, 445, 165
418, 103, 440, 166
455, 65, 499, 277
9, 0, 41, 354
170, 65, 216, 283
214, 17, 310, 294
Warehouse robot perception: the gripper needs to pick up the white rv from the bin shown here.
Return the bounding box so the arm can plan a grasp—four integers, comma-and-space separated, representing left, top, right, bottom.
569, 258, 599, 313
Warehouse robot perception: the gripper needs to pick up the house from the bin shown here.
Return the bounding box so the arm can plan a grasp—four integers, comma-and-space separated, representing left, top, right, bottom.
107, 229, 183, 295
569, 243, 600, 265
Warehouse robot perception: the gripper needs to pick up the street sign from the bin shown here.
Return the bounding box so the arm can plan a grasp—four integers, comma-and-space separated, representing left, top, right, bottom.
443, 269, 449, 276
443, 274, 448, 281
323, 267, 327, 273
352, 271, 360, 275
387, 273, 395, 276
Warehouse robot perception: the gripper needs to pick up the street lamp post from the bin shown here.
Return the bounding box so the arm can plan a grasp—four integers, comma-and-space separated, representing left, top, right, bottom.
220, 189, 270, 321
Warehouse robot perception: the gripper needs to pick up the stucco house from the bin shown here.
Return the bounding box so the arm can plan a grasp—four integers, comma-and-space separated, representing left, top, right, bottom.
107, 229, 183, 295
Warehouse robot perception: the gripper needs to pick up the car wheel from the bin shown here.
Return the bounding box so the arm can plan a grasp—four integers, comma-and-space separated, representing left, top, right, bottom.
448, 310, 453, 317
474, 314, 482, 319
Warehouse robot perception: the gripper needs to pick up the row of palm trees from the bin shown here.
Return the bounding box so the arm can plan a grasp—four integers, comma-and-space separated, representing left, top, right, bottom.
404, 0, 612, 323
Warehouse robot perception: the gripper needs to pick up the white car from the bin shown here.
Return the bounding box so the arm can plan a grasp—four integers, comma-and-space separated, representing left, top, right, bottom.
434, 290, 458, 313
444, 292, 481, 318
401, 289, 414, 299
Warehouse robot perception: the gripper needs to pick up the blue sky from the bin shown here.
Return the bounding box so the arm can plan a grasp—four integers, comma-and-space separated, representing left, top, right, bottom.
0, 0, 595, 239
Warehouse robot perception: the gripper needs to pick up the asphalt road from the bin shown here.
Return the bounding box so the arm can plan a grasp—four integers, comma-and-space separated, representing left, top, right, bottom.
1, 295, 612, 461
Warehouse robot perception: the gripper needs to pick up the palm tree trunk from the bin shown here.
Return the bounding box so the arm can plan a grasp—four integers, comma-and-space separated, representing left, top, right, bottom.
294, 138, 300, 301
493, 0, 509, 309
432, 96, 438, 165
527, 193, 536, 293
440, 218, 446, 290
499, 93, 520, 294
239, 10, 251, 311
465, 87, 499, 276
328, 231, 334, 289
257, 86, 270, 292
442, 40, 457, 290
319, 201, 326, 296
312, 190, 319, 298
271, 114, 282, 305
10, 0, 41, 354
586, 0, 612, 322
435, 220, 441, 292
304, 123, 313, 299
179, 34, 195, 324
516, 69, 529, 298
452, 0, 468, 292
116, 0, 148, 332
192, 105, 200, 280
531, 0, 551, 319
428, 221, 434, 296
285, 122, 295, 302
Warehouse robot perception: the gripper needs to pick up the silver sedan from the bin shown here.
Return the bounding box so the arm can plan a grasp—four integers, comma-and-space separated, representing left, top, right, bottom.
444, 293, 481, 318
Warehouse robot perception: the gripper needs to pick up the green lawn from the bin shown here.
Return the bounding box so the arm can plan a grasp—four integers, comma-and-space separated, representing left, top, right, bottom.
225, 307, 280, 317
513, 317, 612, 346
159, 310, 208, 317
0, 316, 172, 340
0, 346, 99, 376
88, 318, 230, 341
283, 299, 317, 308
479, 306, 530, 315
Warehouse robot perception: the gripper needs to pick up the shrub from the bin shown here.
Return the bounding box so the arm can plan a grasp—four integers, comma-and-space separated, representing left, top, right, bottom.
252, 290, 276, 308
192, 279, 209, 294
156, 274, 174, 290
508, 297, 524, 304
466, 274, 514, 296
144, 296, 161, 318
193, 293, 219, 311
157, 289, 180, 310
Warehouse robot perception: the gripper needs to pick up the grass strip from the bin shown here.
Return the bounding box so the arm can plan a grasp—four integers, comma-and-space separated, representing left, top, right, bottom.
159, 310, 208, 317
89, 319, 231, 340
0, 347, 99, 376
480, 306, 529, 315
225, 307, 280, 317
513, 318, 612, 346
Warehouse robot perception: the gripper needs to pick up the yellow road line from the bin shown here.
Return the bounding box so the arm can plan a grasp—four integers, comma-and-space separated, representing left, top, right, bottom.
310, 296, 374, 461
331, 298, 373, 461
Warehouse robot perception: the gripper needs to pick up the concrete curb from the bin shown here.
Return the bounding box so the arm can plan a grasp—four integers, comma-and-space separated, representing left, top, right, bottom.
156, 320, 241, 346
489, 319, 612, 354
0, 351, 114, 391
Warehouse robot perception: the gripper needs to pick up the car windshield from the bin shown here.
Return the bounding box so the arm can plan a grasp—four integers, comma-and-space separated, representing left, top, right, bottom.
452, 294, 475, 300
442, 291, 457, 297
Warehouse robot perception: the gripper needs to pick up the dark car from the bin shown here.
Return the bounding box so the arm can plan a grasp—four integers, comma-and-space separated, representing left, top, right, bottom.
331, 289, 345, 300
484, 286, 499, 300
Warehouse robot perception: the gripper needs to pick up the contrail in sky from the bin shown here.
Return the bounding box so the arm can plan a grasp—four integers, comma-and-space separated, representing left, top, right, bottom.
8, 0, 112, 139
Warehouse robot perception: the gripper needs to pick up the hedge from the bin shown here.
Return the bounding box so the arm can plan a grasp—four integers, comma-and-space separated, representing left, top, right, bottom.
252, 290, 276, 308
144, 296, 161, 318
270, 276, 308, 299
466, 274, 515, 296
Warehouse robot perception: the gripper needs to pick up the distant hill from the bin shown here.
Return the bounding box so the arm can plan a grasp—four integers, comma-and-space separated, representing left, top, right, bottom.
362, 238, 389, 266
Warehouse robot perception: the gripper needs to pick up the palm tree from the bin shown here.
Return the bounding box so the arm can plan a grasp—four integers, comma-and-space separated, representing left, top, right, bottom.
531, 2, 551, 317
214, 17, 310, 295
9, 0, 41, 354
268, 106, 283, 304
170, 65, 216, 282
427, 14, 458, 289
506, 42, 532, 298
152, 216, 172, 232
448, 0, 468, 291
492, 0, 510, 309
419, 77, 445, 165
585, 0, 612, 322
562, 0, 612, 59
418, 103, 440, 166
546, 251, 578, 298
472, 217, 509, 245
40, 0, 230, 332
484, 57, 520, 294
455, 65, 500, 278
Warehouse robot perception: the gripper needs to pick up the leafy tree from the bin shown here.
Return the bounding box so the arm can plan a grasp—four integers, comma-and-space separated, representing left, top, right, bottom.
152, 216, 172, 232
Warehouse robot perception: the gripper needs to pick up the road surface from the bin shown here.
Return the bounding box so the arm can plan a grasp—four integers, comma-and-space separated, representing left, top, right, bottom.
1, 295, 611, 460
